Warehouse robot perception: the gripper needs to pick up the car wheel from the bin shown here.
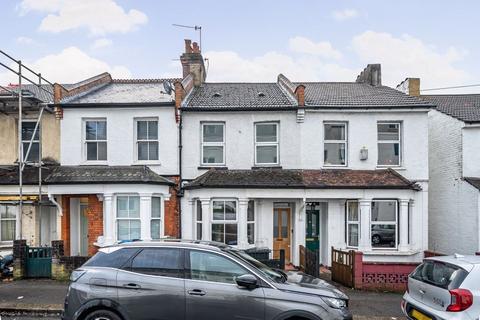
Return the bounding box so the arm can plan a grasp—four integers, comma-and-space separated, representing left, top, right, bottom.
372, 235, 381, 244
84, 309, 122, 320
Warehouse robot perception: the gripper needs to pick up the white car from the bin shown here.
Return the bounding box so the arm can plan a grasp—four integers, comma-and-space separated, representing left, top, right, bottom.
402, 255, 480, 320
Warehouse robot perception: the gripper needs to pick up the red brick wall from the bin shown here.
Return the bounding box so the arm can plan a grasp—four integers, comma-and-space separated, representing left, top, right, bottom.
60, 195, 71, 256
164, 177, 180, 237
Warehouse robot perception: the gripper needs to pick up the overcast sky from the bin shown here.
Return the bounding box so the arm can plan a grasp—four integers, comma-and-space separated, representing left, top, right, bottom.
1, 0, 479, 93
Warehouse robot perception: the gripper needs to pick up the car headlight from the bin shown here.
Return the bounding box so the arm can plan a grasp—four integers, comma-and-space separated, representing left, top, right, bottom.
70, 269, 86, 282
322, 297, 347, 309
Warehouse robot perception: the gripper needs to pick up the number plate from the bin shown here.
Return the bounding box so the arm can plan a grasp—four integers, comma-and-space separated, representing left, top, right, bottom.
411, 309, 432, 320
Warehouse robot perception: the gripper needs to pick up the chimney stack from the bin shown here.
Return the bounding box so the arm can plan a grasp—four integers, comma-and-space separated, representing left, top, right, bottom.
356, 64, 382, 86
396, 78, 420, 97
181, 39, 206, 87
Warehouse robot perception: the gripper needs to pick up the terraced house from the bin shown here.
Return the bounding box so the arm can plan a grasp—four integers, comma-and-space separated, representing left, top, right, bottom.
179, 56, 434, 283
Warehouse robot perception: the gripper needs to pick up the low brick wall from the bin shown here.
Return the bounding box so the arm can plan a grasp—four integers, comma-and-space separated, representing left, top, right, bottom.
52, 256, 90, 281
12, 239, 27, 280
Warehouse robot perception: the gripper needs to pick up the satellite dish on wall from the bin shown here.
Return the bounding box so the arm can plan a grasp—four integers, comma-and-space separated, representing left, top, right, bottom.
163, 81, 174, 95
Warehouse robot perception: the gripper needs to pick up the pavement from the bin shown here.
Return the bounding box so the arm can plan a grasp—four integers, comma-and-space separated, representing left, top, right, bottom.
0, 279, 407, 319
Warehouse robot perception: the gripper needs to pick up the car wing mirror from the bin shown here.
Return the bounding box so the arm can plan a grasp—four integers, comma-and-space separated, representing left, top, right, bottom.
236, 274, 259, 289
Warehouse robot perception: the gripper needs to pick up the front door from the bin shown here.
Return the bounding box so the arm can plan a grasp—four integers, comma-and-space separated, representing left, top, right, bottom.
273, 208, 291, 262
306, 203, 320, 253
79, 204, 89, 256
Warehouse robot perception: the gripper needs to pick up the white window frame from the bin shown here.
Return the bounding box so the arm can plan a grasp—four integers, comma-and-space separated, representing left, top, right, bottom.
377, 122, 402, 167
346, 200, 359, 248
247, 200, 255, 245
211, 199, 238, 245
0, 204, 17, 243
115, 195, 141, 241
195, 200, 203, 240
201, 122, 225, 166
254, 122, 279, 166
370, 199, 398, 250
150, 196, 163, 240
323, 121, 348, 167
135, 118, 160, 163
83, 118, 107, 163
21, 119, 40, 163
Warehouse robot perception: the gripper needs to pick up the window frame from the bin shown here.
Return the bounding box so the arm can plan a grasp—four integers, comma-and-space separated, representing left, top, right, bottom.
323, 121, 348, 167
254, 122, 279, 166
211, 199, 238, 245
83, 118, 107, 163
116, 195, 141, 241
134, 118, 160, 163
345, 200, 359, 248
195, 200, 203, 240
370, 199, 399, 250
0, 204, 17, 243
21, 120, 41, 163
150, 196, 163, 240
247, 200, 255, 245
377, 121, 402, 167
201, 122, 225, 166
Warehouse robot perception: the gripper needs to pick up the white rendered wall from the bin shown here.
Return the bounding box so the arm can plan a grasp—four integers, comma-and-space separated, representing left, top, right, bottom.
463, 126, 480, 177
428, 110, 479, 254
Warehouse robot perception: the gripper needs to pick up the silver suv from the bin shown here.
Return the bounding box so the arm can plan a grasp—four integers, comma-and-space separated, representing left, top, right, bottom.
63, 240, 352, 320
402, 255, 480, 320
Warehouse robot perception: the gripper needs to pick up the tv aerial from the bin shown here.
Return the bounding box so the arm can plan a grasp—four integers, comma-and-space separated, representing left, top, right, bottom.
172, 24, 202, 50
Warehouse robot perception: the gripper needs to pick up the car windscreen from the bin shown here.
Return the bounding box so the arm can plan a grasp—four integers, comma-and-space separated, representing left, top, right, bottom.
410, 260, 468, 290
229, 250, 285, 283
83, 247, 139, 268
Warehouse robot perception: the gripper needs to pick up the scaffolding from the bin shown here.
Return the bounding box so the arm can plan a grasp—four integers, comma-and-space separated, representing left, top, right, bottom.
0, 49, 55, 241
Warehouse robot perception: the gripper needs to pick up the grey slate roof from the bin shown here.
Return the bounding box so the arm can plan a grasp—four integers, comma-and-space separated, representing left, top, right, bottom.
465, 177, 480, 190
0, 165, 55, 185
44, 166, 174, 185
300, 82, 433, 108
61, 79, 179, 105
185, 168, 420, 190
184, 82, 433, 110
0, 84, 54, 103
422, 94, 480, 123
184, 83, 297, 110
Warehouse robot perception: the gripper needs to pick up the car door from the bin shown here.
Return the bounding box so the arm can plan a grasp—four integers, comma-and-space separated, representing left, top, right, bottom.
185, 249, 265, 320
117, 247, 186, 320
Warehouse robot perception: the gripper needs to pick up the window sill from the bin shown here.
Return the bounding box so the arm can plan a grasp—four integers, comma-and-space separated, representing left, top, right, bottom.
0, 242, 13, 249
376, 166, 405, 170
251, 165, 282, 169
198, 166, 228, 170
322, 165, 349, 169
362, 249, 420, 256
134, 161, 162, 166
82, 161, 108, 166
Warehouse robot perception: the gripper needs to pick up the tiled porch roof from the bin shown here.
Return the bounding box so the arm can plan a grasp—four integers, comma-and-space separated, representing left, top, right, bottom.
185, 168, 421, 190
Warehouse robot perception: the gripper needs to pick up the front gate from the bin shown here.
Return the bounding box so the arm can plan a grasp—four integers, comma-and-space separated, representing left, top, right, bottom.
331, 247, 355, 288
299, 245, 319, 278
26, 246, 52, 278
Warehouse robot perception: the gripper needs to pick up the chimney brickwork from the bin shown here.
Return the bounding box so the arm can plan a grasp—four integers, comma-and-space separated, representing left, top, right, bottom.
181, 39, 206, 87
356, 64, 382, 86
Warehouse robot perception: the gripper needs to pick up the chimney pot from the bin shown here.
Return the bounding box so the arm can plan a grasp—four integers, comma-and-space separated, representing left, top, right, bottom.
192, 42, 200, 53
184, 39, 192, 53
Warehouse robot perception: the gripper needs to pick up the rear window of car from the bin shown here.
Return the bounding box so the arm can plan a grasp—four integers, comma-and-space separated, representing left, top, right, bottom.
83, 248, 139, 268
411, 260, 468, 290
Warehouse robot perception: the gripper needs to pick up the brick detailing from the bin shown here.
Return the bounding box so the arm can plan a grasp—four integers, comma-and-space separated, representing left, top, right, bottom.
164, 176, 181, 238
174, 81, 185, 123
86, 195, 103, 256
295, 85, 306, 107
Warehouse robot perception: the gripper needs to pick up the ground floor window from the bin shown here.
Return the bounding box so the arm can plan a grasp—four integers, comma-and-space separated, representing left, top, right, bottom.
346, 201, 359, 247
247, 200, 255, 245
0, 204, 16, 242
151, 197, 162, 240
196, 200, 202, 240
117, 196, 140, 240
211, 200, 237, 245
371, 200, 398, 249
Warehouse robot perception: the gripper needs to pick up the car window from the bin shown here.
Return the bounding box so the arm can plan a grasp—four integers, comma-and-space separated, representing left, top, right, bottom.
131, 248, 184, 278
188, 250, 248, 284
83, 248, 139, 268
411, 261, 468, 290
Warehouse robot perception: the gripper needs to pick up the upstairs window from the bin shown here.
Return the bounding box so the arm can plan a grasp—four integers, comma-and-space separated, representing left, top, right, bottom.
85, 120, 107, 161
377, 122, 401, 166
255, 122, 279, 165
201, 123, 225, 165
324, 122, 347, 166
21, 121, 40, 162
136, 119, 159, 161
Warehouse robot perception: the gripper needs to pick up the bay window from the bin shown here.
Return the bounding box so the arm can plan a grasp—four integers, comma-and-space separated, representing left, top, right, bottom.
116, 196, 140, 240
324, 122, 347, 166
211, 200, 237, 245
371, 200, 398, 249
346, 201, 359, 247
201, 123, 225, 165
0, 204, 16, 242
136, 119, 159, 161
255, 122, 279, 165
150, 197, 162, 240
85, 119, 107, 161
377, 122, 401, 166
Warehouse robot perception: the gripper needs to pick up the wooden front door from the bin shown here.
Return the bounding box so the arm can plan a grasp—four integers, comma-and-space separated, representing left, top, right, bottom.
273, 208, 291, 262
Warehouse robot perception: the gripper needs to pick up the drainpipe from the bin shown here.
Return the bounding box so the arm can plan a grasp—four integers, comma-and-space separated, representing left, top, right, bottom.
177, 109, 183, 238
48, 193, 62, 217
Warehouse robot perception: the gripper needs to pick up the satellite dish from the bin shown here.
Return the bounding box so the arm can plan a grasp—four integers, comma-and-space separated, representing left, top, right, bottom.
163, 81, 174, 95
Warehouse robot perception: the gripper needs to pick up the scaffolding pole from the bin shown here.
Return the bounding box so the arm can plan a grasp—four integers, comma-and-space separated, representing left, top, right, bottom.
18, 60, 23, 240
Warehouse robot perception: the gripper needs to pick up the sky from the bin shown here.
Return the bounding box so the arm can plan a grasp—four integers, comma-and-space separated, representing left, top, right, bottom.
0, 0, 479, 94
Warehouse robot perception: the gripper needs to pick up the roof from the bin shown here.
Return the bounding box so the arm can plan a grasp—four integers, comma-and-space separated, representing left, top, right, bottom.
0, 165, 55, 185
422, 94, 480, 123
44, 166, 174, 185
0, 84, 54, 103
184, 83, 297, 110
183, 82, 433, 110
185, 168, 420, 190
61, 79, 179, 105
465, 177, 480, 190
